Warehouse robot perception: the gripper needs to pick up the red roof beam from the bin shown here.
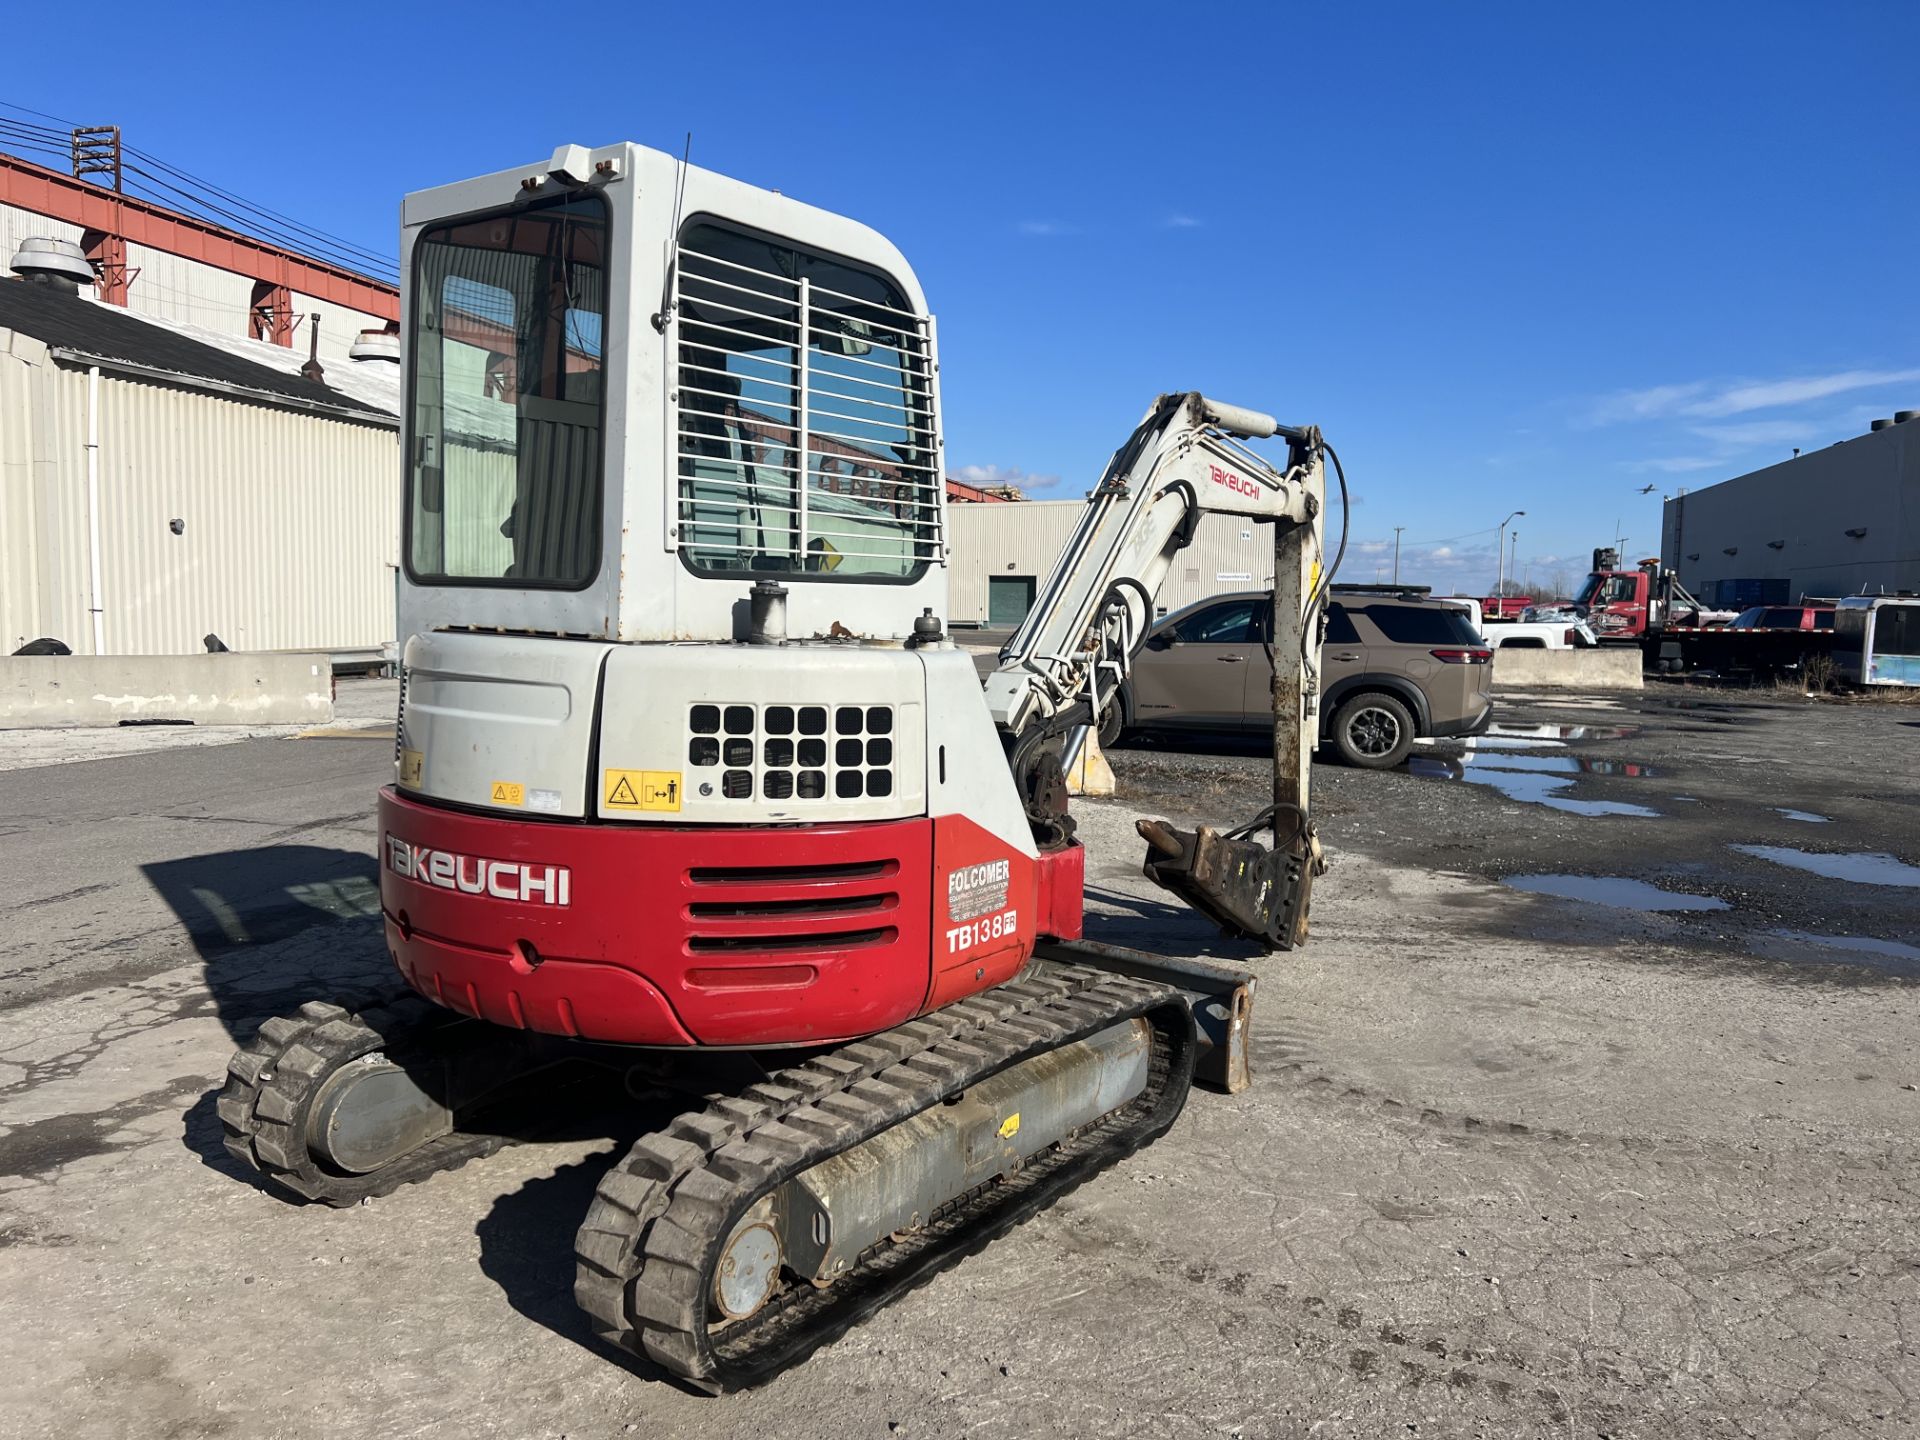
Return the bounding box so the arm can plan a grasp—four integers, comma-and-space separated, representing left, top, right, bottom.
0, 152, 397, 321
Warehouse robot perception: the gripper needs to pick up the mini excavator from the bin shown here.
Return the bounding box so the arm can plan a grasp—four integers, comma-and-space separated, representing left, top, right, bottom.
218, 141, 1342, 1390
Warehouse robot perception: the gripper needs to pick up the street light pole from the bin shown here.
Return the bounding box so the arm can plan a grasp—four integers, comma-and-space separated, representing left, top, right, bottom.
1495, 509, 1525, 606
1392, 527, 1404, 586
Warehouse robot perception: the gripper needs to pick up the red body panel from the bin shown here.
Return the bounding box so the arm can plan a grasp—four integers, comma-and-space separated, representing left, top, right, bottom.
377, 788, 1083, 1048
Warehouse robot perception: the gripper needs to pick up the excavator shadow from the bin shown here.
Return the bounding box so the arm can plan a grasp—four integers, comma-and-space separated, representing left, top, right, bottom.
472, 1116, 706, 1389
1081, 884, 1270, 962
142, 843, 395, 1048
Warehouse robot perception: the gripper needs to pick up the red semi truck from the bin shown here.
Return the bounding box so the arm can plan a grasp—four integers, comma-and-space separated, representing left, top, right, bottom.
1570, 548, 1834, 674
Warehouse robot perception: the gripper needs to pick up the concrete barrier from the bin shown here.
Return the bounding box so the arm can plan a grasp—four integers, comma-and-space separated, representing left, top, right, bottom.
1490, 646, 1643, 691
0, 653, 334, 727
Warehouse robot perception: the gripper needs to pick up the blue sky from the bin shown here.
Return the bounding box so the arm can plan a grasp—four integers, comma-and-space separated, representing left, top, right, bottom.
9, 1, 1916, 595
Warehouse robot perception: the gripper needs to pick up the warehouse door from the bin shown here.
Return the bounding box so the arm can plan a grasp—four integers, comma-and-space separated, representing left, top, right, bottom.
989, 575, 1036, 627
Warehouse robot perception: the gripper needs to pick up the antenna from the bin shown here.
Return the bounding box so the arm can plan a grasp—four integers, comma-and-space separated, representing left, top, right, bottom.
651, 133, 693, 334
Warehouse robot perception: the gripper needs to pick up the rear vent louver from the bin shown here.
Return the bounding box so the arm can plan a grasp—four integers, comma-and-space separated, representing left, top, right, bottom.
687, 703, 895, 802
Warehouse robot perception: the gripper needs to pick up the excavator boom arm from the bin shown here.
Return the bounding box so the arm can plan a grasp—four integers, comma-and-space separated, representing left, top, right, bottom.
983, 391, 1333, 950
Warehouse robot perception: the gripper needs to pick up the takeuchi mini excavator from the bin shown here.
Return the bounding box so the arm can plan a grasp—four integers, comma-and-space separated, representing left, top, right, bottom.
219, 140, 1340, 1390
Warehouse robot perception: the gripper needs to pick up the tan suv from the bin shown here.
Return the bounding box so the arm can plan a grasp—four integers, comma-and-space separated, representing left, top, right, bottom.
1101, 589, 1494, 768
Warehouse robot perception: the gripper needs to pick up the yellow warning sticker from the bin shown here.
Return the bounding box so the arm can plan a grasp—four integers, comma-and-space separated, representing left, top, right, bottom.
398, 749, 424, 788
997, 1112, 1021, 1140
490, 781, 525, 807
605, 769, 682, 813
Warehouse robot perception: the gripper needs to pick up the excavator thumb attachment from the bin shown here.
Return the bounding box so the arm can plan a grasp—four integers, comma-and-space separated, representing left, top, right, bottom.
1136, 817, 1318, 952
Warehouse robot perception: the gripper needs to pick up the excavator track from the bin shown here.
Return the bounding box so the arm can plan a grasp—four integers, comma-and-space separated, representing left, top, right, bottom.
574, 960, 1197, 1391
218, 995, 533, 1205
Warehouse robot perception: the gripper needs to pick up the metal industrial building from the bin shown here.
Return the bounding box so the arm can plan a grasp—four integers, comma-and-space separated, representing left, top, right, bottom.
0, 149, 396, 371
1662, 413, 1920, 602
949, 500, 1274, 627
0, 264, 401, 656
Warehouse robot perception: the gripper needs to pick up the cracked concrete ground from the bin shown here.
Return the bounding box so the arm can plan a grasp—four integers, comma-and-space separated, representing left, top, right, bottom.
0, 688, 1915, 1438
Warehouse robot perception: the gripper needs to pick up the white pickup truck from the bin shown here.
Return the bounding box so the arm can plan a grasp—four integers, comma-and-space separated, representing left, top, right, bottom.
1438, 598, 1598, 651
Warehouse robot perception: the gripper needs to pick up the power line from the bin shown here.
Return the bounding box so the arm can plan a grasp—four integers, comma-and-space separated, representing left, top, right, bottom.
0, 100, 398, 283
121, 144, 397, 272
0, 98, 79, 127
120, 163, 395, 280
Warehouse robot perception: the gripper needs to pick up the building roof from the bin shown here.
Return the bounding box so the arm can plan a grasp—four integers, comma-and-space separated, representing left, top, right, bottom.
0, 277, 394, 423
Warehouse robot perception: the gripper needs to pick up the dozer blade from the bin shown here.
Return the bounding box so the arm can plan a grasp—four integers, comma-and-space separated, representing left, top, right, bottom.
574, 961, 1197, 1392
1135, 817, 1317, 951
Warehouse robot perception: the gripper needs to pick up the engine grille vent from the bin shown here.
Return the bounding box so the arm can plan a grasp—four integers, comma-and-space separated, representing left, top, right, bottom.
687, 703, 895, 802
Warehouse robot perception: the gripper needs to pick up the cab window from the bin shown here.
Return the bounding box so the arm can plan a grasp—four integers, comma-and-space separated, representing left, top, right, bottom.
1175, 600, 1259, 643
1325, 603, 1360, 645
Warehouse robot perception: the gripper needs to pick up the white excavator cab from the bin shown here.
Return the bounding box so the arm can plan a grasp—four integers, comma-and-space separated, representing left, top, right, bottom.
398, 141, 947, 649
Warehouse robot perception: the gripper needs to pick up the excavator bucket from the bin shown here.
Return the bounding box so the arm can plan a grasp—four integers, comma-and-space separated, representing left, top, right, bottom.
1135, 817, 1317, 952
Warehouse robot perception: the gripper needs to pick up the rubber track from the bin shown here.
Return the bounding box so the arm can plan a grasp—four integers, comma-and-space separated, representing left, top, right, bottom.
573, 960, 1196, 1391
219, 996, 511, 1206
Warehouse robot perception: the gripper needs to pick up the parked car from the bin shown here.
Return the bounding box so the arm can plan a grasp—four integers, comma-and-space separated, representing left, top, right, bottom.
1728, 605, 1835, 631
1105, 590, 1494, 768
1435, 597, 1596, 650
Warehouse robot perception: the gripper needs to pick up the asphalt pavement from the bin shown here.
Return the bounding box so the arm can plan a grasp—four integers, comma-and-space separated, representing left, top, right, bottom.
1, 683, 1916, 1438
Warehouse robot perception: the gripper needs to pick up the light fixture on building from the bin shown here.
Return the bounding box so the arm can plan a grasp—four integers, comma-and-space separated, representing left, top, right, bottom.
1766, 539, 1785, 550
9, 236, 94, 291
1846, 527, 1868, 539
1722, 546, 1738, 556
349, 328, 400, 363
1685, 552, 1699, 561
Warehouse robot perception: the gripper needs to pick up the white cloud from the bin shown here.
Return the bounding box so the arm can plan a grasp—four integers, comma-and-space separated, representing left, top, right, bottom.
1162, 214, 1203, 229
952, 463, 1063, 494
1690, 369, 1920, 418
1685, 419, 1816, 447
1016, 220, 1073, 238
1585, 381, 1711, 426
1632, 455, 1729, 474
1587, 368, 1920, 426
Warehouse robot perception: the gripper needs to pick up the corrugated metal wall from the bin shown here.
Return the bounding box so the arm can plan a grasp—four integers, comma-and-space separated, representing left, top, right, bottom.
948, 500, 1277, 626
0, 202, 84, 270
0, 329, 399, 655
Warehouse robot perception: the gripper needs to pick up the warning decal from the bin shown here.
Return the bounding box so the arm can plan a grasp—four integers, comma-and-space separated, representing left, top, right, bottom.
398, 749, 424, 788
605, 769, 682, 813
490, 781, 525, 807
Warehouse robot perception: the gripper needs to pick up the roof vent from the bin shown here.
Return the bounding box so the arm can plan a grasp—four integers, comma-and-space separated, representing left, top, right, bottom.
1895, 409, 1919, 424
348, 328, 400, 363
1870, 417, 1895, 432
9, 236, 94, 290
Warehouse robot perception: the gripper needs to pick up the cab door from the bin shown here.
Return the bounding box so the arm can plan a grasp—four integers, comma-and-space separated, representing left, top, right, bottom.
1131, 597, 1261, 729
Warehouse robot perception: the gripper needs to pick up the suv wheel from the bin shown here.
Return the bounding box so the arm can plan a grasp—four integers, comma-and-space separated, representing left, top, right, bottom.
1331, 692, 1415, 769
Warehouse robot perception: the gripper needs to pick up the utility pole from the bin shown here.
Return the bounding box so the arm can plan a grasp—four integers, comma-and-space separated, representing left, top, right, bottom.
1392, 527, 1404, 586
1495, 509, 1525, 601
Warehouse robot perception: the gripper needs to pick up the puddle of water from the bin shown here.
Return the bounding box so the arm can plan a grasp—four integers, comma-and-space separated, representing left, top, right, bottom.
1487, 723, 1642, 742
1463, 736, 1567, 750
1771, 808, 1829, 824
1503, 874, 1729, 911
1769, 930, 1920, 963
1461, 751, 1579, 773
1576, 757, 1662, 778
1410, 757, 1661, 817
1732, 846, 1920, 888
